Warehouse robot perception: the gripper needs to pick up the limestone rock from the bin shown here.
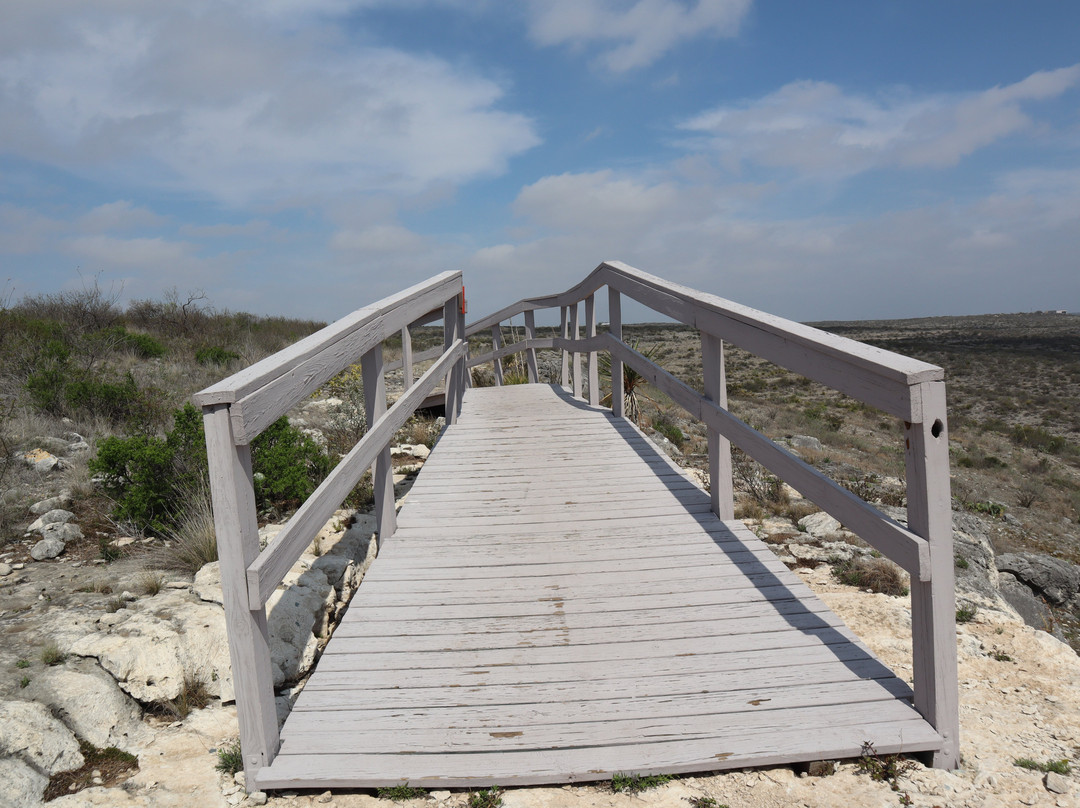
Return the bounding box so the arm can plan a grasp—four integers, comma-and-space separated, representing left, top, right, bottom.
68, 590, 233, 704
31, 536, 66, 560
30, 436, 74, 456
1045, 771, 1071, 794
788, 435, 824, 452
0, 699, 84, 775
43, 522, 84, 543
30, 492, 73, 515
24, 661, 151, 754
193, 561, 223, 605
29, 508, 76, 532
996, 552, 1080, 606
0, 562, 12, 576
0, 755, 50, 808
266, 567, 335, 685
798, 511, 842, 538
998, 572, 1056, 635
22, 448, 63, 472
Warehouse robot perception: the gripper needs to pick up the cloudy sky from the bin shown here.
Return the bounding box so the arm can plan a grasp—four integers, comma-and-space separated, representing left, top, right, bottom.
2, 1, 1078, 324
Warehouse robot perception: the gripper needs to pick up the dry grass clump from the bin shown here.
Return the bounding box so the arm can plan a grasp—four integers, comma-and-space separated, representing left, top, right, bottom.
155, 479, 217, 574
832, 555, 909, 596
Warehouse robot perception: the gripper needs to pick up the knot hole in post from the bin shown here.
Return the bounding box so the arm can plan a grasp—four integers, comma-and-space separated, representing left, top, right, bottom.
931, 419, 944, 439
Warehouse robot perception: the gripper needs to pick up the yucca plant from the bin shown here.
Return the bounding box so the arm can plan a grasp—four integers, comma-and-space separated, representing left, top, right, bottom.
598, 341, 664, 424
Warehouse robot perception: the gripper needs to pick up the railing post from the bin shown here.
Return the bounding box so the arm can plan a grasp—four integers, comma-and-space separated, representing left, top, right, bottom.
701, 333, 735, 520
905, 381, 959, 768
455, 292, 467, 413
202, 404, 279, 787
570, 302, 582, 399
443, 298, 460, 424
524, 310, 539, 383
585, 294, 599, 406
608, 288, 624, 419
560, 306, 570, 388
400, 326, 413, 391
491, 325, 504, 386
361, 344, 396, 542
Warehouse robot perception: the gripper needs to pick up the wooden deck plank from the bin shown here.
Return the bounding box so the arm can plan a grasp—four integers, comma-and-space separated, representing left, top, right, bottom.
257, 384, 940, 790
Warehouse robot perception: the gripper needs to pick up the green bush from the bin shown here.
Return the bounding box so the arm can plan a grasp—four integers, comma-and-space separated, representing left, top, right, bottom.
251, 417, 334, 509
195, 346, 240, 366
90, 404, 332, 533
122, 331, 166, 358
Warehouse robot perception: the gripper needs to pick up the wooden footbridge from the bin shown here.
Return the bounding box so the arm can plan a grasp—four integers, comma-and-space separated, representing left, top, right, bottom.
194, 262, 958, 791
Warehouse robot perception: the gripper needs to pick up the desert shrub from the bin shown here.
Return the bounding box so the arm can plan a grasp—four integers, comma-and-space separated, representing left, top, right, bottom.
732, 447, 788, 509
1011, 425, 1071, 455
652, 410, 685, 447
250, 417, 333, 510
92, 432, 188, 534
195, 346, 240, 366
91, 403, 332, 533
121, 330, 166, 358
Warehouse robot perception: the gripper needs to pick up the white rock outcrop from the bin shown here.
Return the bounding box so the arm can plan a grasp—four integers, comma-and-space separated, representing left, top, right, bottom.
0, 699, 84, 776
25, 662, 151, 754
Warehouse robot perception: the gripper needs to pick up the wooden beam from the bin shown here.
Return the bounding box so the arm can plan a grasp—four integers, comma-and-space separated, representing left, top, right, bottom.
202, 405, 279, 785
195, 271, 460, 408
609, 288, 623, 419
904, 381, 959, 768
401, 326, 413, 391
444, 299, 461, 426
524, 310, 539, 383
491, 326, 504, 386
570, 303, 581, 400
560, 306, 569, 388
362, 344, 396, 545
585, 294, 599, 406
701, 333, 734, 520
600, 262, 939, 420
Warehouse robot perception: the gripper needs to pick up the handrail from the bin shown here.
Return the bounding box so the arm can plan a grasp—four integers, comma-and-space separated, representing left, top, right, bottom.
195, 272, 462, 443
467, 261, 941, 420
245, 339, 465, 607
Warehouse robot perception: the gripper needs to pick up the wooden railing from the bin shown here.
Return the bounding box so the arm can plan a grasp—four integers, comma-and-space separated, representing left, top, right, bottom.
194, 272, 466, 784
464, 259, 958, 768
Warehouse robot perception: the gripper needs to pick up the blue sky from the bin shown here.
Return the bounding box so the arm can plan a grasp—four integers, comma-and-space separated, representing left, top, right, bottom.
1, 1, 1078, 324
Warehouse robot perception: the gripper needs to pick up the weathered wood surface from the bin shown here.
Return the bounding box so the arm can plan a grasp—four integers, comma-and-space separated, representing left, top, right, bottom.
257, 384, 941, 790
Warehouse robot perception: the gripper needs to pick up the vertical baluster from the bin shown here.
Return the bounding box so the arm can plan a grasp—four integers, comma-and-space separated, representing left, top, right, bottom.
560, 306, 570, 388
608, 289, 623, 418
701, 333, 734, 520
444, 297, 461, 424
400, 326, 413, 391
585, 294, 599, 405
524, 310, 539, 383
362, 344, 396, 542
570, 303, 582, 399
492, 325, 504, 386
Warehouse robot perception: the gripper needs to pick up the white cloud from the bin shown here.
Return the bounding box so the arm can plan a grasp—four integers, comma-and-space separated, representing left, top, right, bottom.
514, 171, 684, 232
681, 65, 1080, 176
526, 0, 751, 72
331, 224, 429, 254
78, 202, 166, 233
0, 1, 539, 206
